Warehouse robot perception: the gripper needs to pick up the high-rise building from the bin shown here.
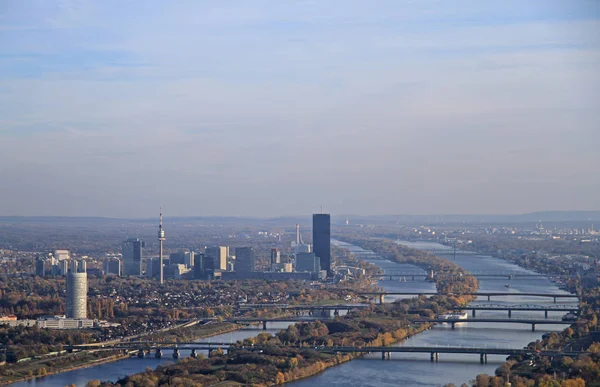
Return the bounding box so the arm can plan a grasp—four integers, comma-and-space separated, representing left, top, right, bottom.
312, 213, 331, 275
184, 252, 194, 268
235, 247, 256, 274
147, 258, 160, 279
205, 246, 227, 271
270, 248, 281, 265
77, 260, 86, 273
194, 253, 213, 279
122, 238, 144, 276
35, 258, 45, 276
54, 249, 70, 261
69, 259, 78, 274
59, 260, 69, 276
296, 252, 320, 272
66, 272, 87, 319
103, 259, 121, 276
170, 252, 186, 265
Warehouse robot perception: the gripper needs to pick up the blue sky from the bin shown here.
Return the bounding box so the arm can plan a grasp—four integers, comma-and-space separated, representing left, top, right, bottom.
0, 1, 598, 217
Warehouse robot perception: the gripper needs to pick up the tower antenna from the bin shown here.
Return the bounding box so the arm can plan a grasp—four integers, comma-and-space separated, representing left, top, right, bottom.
158, 207, 165, 284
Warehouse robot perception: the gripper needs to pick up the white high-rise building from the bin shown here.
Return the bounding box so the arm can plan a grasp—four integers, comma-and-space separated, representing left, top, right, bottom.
66, 272, 87, 319
54, 250, 70, 261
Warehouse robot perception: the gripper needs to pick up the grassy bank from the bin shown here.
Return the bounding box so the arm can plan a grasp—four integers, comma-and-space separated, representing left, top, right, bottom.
0, 351, 130, 386
0, 321, 241, 386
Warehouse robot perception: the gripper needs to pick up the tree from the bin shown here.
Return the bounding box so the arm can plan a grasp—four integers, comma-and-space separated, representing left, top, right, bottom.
473, 374, 490, 387
561, 379, 585, 387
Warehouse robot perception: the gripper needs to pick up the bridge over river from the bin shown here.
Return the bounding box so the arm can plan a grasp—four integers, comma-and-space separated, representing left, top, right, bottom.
69, 341, 584, 365
451, 304, 579, 318
360, 291, 579, 304
415, 318, 571, 331
375, 272, 572, 280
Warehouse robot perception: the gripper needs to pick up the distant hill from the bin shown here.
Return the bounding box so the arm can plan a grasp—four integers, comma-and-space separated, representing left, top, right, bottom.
0, 211, 598, 225
337, 211, 600, 224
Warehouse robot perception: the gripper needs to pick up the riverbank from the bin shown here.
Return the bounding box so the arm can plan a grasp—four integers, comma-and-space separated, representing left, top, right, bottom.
146, 321, 241, 342
0, 321, 241, 386
266, 322, 432, 386
0, 351, 130, 386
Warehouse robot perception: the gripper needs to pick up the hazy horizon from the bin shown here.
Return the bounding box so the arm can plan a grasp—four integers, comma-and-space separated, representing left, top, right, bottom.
1, 1, 598, 218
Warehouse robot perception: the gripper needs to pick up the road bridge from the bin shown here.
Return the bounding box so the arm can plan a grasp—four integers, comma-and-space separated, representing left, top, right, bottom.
375, 272, 565, 280
312, 345, 583, 363
451, 304, 579, 318
69, 342, 584, 364
224, 316, 325, 330
359, 291, 578, 304
414, 318, 571, 331
239, 304, 369, 312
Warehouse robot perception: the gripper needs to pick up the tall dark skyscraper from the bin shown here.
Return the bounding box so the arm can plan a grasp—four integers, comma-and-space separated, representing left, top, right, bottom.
312, 213, 331, 275
235, 247, 256, 274
122, 238, 144, 276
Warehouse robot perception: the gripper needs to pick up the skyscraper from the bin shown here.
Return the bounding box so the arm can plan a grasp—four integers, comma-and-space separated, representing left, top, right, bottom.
205, 246, 227, 271
194, 253, 205, 279
103, 258, 121, 276
122, 238, 144, 276
270, 248, 280, 265
35, 257, 45, 276
235, 247, 256, 274
146, 258, 160, 279
312, 213, 331, 276
66, 272, 87, 319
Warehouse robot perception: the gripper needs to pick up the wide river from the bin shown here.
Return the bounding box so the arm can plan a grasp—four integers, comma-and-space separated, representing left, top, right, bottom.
14, 240, 576, 386
288, 240, 576, 387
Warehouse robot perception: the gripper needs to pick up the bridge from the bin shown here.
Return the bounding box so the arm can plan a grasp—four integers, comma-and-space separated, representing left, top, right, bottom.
414, 318, 571, 331
312, 345, 583, 363
359, 291, 579, 304
69, 340, 235, 359
451, 304, 579, 318
239, 304, 370, 312
224, 316, 325, 330
375, 272, 561, 280
69, 341, 583, 364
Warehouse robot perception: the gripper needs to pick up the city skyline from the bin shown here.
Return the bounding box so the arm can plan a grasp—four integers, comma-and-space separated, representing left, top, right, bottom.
1, 1, 598, 218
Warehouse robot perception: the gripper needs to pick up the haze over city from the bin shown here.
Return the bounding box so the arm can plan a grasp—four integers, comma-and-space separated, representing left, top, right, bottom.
1, 1, 598, 218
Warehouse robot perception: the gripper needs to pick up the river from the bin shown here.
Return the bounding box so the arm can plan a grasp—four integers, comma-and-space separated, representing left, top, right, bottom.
10, 323, 294, 387
286, 239, 577, 387
15, 240, 576, 386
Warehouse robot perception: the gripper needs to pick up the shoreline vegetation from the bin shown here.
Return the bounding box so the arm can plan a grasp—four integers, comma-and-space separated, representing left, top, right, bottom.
0, 321, 241, 386
0, 352, 130, 386
92, 239, 479, 387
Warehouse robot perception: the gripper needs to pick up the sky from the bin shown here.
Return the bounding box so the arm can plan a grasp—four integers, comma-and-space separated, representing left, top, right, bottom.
0, 0, 599, 218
